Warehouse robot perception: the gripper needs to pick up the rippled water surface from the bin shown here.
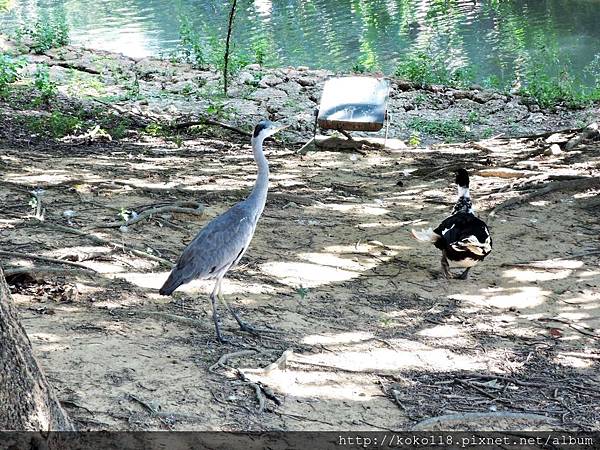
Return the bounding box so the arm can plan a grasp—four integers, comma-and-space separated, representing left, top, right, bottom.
1, 0, 599, 85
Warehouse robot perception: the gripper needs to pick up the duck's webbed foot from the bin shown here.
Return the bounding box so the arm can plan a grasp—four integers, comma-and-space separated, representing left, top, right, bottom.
440, 253, 452, 279
457, 267, 471, 280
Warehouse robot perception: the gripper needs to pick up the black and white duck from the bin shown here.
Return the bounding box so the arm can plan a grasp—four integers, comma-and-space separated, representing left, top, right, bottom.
411, 168, 492, 279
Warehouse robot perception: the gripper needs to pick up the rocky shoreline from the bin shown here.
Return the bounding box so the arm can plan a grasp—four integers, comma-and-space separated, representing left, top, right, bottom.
1, 34, 599, 145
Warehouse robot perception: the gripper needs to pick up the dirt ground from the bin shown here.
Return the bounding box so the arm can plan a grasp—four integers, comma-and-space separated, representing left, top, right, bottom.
0, 127, 599, 431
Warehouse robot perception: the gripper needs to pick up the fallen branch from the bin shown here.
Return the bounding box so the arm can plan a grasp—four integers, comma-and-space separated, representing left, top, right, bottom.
0, 250, 98, 272
3, 266, 96, 277
173, 118, 251, 137
537, 317, 600, 340
565, 122, 599, 150
413, 412, 557, 431
242, 349, 293, 376
249, 382, 266, 413
465, 374, 547, 388
126, 393, 172, 429
268, 192, 316, 206
514, 126, 584, 140
489, 177, 600, 217
39, 222, 174, 268
86, 203, 204, 230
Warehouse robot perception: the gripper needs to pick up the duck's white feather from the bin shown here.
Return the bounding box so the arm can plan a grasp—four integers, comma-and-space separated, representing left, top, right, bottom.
411, 227, 440, 242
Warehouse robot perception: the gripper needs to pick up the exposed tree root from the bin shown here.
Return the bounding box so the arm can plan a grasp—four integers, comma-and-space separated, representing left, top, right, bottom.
209, 349, 260, 373
0, 250, 98, 272
413, 412, 557, 431
39, 222, 174, 267
3, 266, 96, 278
85, 203, 204, 230
489, 177, 600, 218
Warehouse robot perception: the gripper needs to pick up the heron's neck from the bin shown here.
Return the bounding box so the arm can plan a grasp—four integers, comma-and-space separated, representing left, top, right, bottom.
248, 136, 270, 209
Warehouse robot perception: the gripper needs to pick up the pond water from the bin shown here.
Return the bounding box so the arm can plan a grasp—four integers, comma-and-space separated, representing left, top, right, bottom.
1, 0, 599, 86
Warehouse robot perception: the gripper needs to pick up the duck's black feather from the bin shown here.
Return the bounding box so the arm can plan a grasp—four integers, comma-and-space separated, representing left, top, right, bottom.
433, 212, 492, 263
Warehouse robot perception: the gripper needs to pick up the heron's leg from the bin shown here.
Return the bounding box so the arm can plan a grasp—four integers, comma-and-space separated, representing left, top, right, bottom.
217, 279, 277, 334
210, 282, 229, 344
440, 252, 452, 279
457, 267, 471, 280
216, 279, 253, 331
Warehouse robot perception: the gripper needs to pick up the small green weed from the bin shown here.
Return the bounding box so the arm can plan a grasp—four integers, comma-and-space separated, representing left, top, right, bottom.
33, 65, 58, 104
395, 51, 474, 88
518, 43, 600, 108
407, 117, 472, 142
408, 132, 421, 147
381, 317, 393, 328
466, 111, 481, 125
17, 12, 69, 54
26, 111, 83, 138
413, 93, 427, 107
296, 286, 309, 300
0, 53, 25, 94
144, 122, 165, 137
250, 37, 275, 66
178, 16, 207, 68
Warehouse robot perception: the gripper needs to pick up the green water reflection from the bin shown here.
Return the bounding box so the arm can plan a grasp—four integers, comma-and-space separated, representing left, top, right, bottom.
1, 0, 599, 88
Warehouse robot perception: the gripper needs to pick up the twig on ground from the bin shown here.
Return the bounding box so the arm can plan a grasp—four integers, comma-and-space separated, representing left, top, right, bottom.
273, 411, 334, 426
455, 379, 504, 403
242, 349, 293, 376
537, 317, 600, 340
358, 419, 394, 431
86, 203, 204, 230
465, 374, 547, 388
209, 349, 260, 373
126, 393, 172, 429
249, 382, 266, 413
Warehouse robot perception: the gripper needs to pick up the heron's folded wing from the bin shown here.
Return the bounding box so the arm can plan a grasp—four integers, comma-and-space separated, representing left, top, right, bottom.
173, 204, 256, 281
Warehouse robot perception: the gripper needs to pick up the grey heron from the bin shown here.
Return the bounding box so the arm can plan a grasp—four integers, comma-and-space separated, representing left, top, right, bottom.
159, 120, 287, 343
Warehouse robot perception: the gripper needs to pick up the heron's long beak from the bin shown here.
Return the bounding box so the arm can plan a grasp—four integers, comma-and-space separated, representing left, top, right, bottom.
274, 124, 289, 133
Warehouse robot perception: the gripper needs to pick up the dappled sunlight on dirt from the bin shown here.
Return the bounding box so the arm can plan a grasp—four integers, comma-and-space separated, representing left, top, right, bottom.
1, 131, 598, 431
116, 270, 276, 298
452, 286, 551, 309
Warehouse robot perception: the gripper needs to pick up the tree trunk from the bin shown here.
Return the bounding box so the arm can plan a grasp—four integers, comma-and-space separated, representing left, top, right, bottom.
0, 267, 73, 430
223, 0, 238, 96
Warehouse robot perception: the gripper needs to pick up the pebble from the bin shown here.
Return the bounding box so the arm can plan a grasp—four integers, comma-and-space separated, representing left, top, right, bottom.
544, 144, 562, 156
